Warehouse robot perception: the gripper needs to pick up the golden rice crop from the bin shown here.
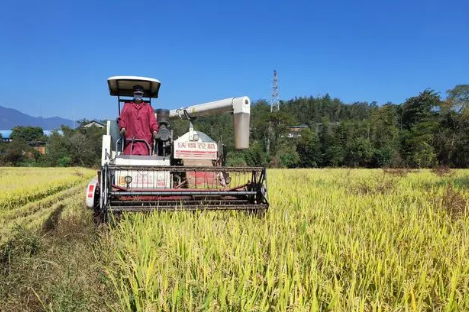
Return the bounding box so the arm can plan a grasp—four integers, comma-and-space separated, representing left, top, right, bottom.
0, 167, 96, 242
103, 169, 469, 312
0, 167, 95, 211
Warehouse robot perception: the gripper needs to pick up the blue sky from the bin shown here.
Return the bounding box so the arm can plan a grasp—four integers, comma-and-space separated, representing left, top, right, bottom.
0, 0, 468, 121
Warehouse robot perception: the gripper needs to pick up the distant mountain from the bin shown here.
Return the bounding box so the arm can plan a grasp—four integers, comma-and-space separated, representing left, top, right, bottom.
0, 105, 75, 129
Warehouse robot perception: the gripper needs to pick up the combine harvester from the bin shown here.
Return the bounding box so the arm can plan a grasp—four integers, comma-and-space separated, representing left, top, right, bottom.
86, 76, 269, 221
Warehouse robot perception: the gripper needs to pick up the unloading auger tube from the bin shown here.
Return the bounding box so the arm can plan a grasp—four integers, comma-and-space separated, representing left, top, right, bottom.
169, 96, 251, 149
86, 76, 269, 220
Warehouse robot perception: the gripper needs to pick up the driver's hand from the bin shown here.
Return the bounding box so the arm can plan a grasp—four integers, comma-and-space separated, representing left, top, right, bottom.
153, 131, 158, 139
120, 128, 126, 135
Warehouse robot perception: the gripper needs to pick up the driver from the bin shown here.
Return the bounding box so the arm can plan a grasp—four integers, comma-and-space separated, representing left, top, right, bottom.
118, 85, 158, 155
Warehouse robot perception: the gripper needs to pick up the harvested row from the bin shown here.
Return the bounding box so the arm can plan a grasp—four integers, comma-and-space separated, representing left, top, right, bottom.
0, 168, 96, 242
0, 181, 90, 241
25, 184, 89, 231
0, 167, 95, 211
0, 183, 86, 221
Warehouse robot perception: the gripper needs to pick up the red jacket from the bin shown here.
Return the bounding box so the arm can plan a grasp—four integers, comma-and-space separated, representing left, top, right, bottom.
118, 102, 158, 155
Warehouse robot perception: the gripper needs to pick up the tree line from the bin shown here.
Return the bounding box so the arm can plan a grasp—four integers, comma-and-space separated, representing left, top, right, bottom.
0, 125, 104, 167
0, 84, 468, 168
192, 84, 469, 168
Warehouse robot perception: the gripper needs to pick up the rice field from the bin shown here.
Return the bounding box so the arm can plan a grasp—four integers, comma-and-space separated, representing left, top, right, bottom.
1, 168, 469, 311
103, 168, 469, 311
0, 167, 96, 242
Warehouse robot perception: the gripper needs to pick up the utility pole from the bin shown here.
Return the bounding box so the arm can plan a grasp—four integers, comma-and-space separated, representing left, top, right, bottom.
271, 70, 279, 112
267, 70, 280, 156
40, 103, 43, 129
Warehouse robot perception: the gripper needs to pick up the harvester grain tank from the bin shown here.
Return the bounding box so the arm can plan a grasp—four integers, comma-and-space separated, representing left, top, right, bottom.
86, 76, 269, 220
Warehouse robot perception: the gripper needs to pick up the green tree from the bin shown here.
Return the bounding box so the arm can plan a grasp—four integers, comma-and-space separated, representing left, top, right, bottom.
267, 111, 297, 157
400, 89, 440, 167
276, 143, 300, 168
244, 141, 267, 167
369, 104, 401, 167
411, 141, 436, 168
45, 130, 70, 167
319, 119, 343, 166
296, 128, 320, 167
433, 85, 469, 167
373, 145, 397, 167
401, 89, 440, 130
10, 126, 45, 142
345, 137, 375, 167
1, 138, 29, 166
72, 126, 105, 167
446, 84, 469, 116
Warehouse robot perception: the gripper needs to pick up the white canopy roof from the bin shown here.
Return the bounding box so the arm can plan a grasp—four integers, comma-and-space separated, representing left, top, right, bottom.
107, 76, 161, 98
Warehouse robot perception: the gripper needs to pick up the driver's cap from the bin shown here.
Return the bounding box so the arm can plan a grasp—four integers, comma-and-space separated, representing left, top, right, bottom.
133, 85, 144, 93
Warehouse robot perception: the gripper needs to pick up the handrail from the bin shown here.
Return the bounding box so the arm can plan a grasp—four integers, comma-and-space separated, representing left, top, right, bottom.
117, 136, 152, 156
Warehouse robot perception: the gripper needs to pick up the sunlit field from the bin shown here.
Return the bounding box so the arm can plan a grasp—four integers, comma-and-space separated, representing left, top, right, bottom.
0, 167, 96, 242
1, 168, 468, 311
103, 168, 469, 311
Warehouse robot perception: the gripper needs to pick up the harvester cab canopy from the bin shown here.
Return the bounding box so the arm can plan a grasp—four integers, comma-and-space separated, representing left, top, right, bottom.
108, 76, 161, 98
108, 76, 161, 115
